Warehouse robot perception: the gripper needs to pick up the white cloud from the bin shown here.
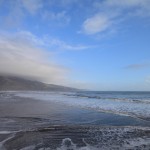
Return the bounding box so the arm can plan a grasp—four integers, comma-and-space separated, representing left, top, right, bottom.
82, 14, 111, 35
82, 0, 150, 35
0, 32, 69, 85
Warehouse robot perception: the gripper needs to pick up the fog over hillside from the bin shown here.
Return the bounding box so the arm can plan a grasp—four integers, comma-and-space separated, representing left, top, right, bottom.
0, 75, 77, 91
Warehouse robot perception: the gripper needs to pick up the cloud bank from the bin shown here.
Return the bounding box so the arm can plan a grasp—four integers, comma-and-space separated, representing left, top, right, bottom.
0, 32, 69, 85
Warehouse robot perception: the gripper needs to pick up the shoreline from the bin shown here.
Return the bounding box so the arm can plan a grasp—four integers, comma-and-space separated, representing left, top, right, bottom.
0, 91, 150, 149
0, 92, 150, 127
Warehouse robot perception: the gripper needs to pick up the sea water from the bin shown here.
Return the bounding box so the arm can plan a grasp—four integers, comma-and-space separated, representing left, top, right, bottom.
16, 91, 150, 121
0, 91, 150, 150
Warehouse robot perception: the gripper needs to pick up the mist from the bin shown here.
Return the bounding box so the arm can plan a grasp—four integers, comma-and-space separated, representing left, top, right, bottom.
0, 32, 69, 85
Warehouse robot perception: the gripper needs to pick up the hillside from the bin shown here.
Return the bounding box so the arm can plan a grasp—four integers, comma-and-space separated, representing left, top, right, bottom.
0, 76, 77, 91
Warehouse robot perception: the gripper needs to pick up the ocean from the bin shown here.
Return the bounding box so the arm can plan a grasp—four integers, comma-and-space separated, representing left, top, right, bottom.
0, 91, 150, 149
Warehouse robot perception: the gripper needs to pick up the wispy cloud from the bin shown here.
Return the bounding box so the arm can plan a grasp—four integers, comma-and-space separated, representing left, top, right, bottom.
0, 0, 71, 28
21, 0, 43, 15
42, 11, 70, 26
45, 37, 92, 51
7, 31, 90, 51
81, 0, 150, 35
124, 63, 150, 70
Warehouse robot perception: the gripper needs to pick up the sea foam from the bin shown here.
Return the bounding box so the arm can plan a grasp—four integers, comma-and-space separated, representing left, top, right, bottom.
15, 91, 150, 121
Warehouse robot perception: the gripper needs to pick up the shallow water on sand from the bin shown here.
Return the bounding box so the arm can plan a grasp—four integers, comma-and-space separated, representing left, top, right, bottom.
16, 91, 150, 121
0, 91, 150, 150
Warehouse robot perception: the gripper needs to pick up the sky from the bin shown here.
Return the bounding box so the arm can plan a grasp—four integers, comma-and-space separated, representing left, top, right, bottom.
0, 0, 150, 91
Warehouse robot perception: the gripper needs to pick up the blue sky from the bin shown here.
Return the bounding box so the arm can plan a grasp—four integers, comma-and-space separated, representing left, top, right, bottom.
0, 0, 150, 91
